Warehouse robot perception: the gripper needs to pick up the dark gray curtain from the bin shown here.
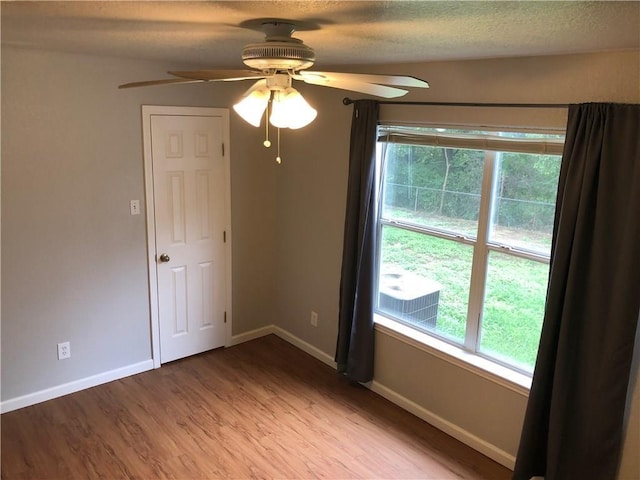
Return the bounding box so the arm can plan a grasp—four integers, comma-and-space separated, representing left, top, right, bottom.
335, 100, 379, 383
514, 103, 640, 480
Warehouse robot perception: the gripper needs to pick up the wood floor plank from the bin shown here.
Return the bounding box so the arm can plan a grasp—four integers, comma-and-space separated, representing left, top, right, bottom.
1, 334, 512, 479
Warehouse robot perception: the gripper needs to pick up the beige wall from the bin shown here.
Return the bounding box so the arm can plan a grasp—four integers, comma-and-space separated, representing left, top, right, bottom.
272, 51, 640, 471
2, 44, 638, 476
1, 46, 277, 400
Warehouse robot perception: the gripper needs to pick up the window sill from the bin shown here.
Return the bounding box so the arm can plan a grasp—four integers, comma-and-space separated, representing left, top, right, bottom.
374, 314, 532, 396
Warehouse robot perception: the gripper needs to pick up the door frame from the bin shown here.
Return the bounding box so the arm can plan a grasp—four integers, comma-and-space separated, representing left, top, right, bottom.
142, 105, 232, 368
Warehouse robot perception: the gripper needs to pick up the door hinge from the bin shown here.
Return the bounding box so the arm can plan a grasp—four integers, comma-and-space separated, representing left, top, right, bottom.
224, 311, 227, 323
223, 230, 226, 243
222, 143, 225, 156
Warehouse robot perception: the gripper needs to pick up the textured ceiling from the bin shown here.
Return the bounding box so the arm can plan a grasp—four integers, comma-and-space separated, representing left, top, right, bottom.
2, 1, 639, 68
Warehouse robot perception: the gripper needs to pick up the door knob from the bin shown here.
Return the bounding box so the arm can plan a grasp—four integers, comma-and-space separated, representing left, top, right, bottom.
158, 253, 170, 263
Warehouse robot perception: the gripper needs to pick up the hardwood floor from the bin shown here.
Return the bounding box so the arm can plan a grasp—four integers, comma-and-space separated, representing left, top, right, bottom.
2, 335, 511, 479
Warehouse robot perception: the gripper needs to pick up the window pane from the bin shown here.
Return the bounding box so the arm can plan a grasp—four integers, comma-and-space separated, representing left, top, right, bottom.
479, 252, 550, 372
377, 225, 472, 343
490, 152, 561, 255
381, 144, 485, 238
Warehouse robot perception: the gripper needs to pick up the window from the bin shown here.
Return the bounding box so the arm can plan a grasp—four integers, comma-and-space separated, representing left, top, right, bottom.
375, 126, 564, 374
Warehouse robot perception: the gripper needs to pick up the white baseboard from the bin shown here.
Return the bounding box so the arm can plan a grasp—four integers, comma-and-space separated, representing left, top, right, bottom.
228, 324, 336, 369
370, 380, 516, 470
228, 325, 275, 346
272, 326, 337, 369
1, 359, 154, 414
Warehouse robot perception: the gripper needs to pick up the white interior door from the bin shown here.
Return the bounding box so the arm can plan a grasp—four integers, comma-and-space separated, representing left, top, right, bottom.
146, 108, 231, 364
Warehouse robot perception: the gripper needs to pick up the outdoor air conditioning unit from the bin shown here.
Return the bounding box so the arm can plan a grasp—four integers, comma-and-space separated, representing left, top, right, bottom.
378, 267, 441, 330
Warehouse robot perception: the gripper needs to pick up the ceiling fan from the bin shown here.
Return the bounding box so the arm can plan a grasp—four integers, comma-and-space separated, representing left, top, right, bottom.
119, 19, 429, 97
120, 19, 429, 162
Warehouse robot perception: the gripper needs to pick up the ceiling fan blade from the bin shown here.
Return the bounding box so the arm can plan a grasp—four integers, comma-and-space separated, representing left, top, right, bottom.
294, 73, 409, 98
301, 71, 429, 88
118, 78, 206, 89
168, 69, 267, 81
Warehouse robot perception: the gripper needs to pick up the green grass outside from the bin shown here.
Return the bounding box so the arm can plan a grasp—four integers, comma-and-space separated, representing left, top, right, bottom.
380, 226, 549, 370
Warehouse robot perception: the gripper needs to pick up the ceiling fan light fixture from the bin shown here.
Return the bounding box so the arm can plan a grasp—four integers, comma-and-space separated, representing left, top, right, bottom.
269, 87, 317, 129
233, 88, 270, 127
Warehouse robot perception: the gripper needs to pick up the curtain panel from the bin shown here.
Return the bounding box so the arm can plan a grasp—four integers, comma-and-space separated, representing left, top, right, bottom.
514, 103, 640, 480
335, 100, 379, 383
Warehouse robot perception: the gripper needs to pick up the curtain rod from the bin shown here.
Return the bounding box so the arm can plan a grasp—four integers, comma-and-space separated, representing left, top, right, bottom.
342, 97, 569, 109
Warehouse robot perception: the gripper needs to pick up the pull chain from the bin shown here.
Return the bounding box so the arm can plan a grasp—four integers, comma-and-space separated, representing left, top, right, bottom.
263, 101, 272, 148
260, 97, 281, 164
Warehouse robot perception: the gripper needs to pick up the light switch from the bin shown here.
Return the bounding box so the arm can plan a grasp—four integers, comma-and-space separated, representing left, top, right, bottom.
130, 200, 140, 215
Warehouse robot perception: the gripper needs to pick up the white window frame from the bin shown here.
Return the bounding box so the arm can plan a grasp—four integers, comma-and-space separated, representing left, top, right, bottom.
374, 125, 565, 388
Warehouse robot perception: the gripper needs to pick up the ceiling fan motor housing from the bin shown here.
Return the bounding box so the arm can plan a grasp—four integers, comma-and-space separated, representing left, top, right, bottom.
242, 40, 316, 71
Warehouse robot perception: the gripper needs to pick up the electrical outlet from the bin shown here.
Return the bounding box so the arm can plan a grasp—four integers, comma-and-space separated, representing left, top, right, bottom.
57, 341, 71, 360
310, 311, 318, 327
130, 200, 140, 215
